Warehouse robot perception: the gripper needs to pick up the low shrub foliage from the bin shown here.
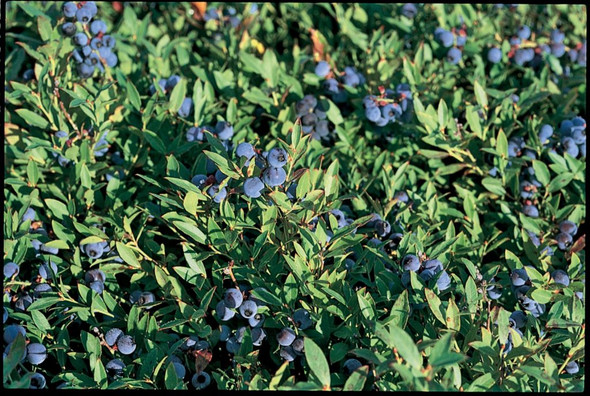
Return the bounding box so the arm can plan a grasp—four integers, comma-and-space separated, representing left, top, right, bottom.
3, 2, 586, 391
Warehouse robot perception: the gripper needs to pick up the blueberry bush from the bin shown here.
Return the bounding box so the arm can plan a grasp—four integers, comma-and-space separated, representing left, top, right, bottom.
3, 2, 586, 391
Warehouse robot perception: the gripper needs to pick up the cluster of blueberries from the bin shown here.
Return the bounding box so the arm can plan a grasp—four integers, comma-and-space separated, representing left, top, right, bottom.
434, 25, 468, 65
178, 336, 212, 389
491, 116, 586, 218
189, 135, 290, 202
400, 255, 451, 291
315, 61, 366, 103
104, 328, 137, 355
203, 5, 241, 28
149, 74, 193, 118
3, 324, 48, 388
295, 94, 332, 141
362, 84, 413, 127
61, 2, 117, 78
276, 309, 312, 362
215, 288, 267, 354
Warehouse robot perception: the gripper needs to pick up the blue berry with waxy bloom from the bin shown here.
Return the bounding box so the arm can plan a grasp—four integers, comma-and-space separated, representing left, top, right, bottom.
509, 310, 527, 328
39, 261, 58, 280
262, 167, 287, 187
225, 336, 241, 354
402, 254, 421, 272
178, 97, 193, 118
343, 358, 363, 375
216, 300, 236, 321
3, 324, 26, 344
252, 328, 267, 346
90, 20, 107, 35
487, 283, 502, 300
244, 177, 265, 198
207, 185, 227, 203
89, 281, 104, 294
375, 220, 391, 237
192, 372, 211, 389
436, 270, 451, 290
239, 300, 258, 319
219, 325, 231, 342
63, 2, 77, 17
172, 361, 186, 379
401, 3, 418, 18
4, 262, 19, 278
436, 29, 454, 48
538, 124, 553, 143
236, 142, 256, 161
517, 25, 531, 40
15, 294, 33, 311
562, 137, 579, 157
166, 75, 181, 91
315, 61, 330, 77
267, 147, 288, 167
81, 241, 109, 259
27, 343, 48, 365
276, 328, 296, 346
293, 309, 313, 330
565, 361, 579, 374
62, 22, 77, 36
280, 346, 296, 361
117, 335, 136, 355
551, 29, 565, 44
522, 204, 539, 218
559, 220, 578, 236
423, 259, 443, 272
556, 232, 573, 251
215, 121, 234, 140
551, 270, 570, 287
488, 47, 502, 63
106, 359, 125, 377
224, 288, 243, 308
76, 6, 93, 24
105, 328, 124, 347
29, 372, 46, 389
85, 269, 106, 284
248, 313, 265, 328
191, 174, 207, 188
73, 33, 89, 46
447, 47, 462, 64
511, 268, 529, 286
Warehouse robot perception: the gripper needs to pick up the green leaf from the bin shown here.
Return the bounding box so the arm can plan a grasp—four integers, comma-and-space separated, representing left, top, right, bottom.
532, 160, 551, 186
168, 78, 187, 113
474, 80, 488, 109
126, 79, 141, 111
116, 242, 140, 268
16, 109, 49, 128
303, 338, 330, 389
343, 365, 369, 391
425, 288, 446, 325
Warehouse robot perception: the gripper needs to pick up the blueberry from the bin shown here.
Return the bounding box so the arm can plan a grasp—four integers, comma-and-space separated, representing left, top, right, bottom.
105, 53, 118, 67
216, 300, 236, 321
262, 167, 287, 187
89, 281, 104, 294
77, 61, 96, 78
538, 124, 553, 143
84, 1, 98, 18
571, 127, 586, 145
527, 231, 541, 247
276, 328, 296, 346
242, 177, 264, 199
186, 127, 205, 142
342, 67, 361, 87
550, 29, 565, 44
551, 270, 570, 287
401, 3, 418, 18
165, 75, 181, 92
32, 283, 53, 299
85, 269, 106, 284
520, 180, 535, 199
559, 220, 578, 236
236, 142, 256, 161
76, 7, 93, 24
105, 328, 124, 346
117, 335, 136, 355
511, 268, 529, 286
420, 267, 437, 282
402, 254, 420, 272
39, 261, 58, 280
315, 61, 330, 77
456, 34, 467, 47
102, 35, 116, 48
172, 361, 186, 379
207, 185, 227, 203
225, 336, 241, 354
365, 106, 381, 122
215, 121, 234, 140
82, 242, 107, 259
90, 20, 107, 35
279, 346, 296, 361
565, 361, 579, 374
61, 21, 78, 37
62, 2, 77, 17
73, 33, 89, 46
219, 325, 231, 342
551, 43, 566, 58
437, 30, 454, 48
191, 174, 207, 189
423, 259, 443, 272
580, 142, 586, 157
178, 97, 193, 118
29, 372, 46, 389
106, 358, 125, 377
15, 294, 33, 311
251, 328, 266, 346
242, 313, 262, 330
394, 191, 409, 204
267, 147, 288, 167
3, 324, 26, 344
323, 78, 339, 94
510, 37, 522, 46
343, 358, 363, 375
4, 262, 19, 278
27, 343, 48, 365
509, 310, 527, 328
239, 300, 258, 319
191, 372, 211, 389
523, 300, 545, 318
292, 309, 313, 330
224, 288, 243, 308
386, 233, 404, 251
487, 284, 502, 300
522, 204, 539, 218
517, 25, 531, 40
137, 291, 155, 307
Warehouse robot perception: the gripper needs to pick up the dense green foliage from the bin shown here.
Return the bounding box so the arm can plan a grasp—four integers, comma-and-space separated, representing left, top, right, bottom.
3, 2, 586, 391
